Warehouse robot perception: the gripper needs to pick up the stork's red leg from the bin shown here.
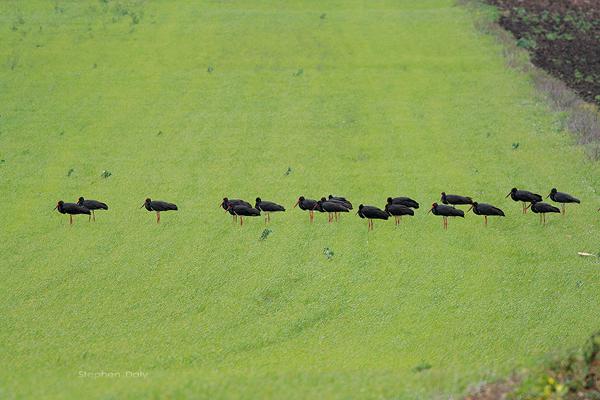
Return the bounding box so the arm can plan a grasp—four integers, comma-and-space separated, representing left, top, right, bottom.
240, 216, 243, 226
484, 216, 488, 227
70, 215, 73, 225
93, 210, 96, 222
157, 211, 160, 223
562, 204, 565, 215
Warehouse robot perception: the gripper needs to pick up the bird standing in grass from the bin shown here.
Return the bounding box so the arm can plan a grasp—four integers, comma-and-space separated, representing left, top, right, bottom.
528, 200, 560, 225
467, 202, 505, 226
227, 204, 260, 226
294, 196, 318, 223
315, 197, 350, 223
388, 196, 419, 209
54, 200, 90, 225
327, 195, 353, 209
384, 198, 414, 225
428, 203, 464, 230
255, 198, 285, 223
547, 188, 580, 215
77, 197, 108, 222
221, 197, 251, 222
441, 192, 473, 207
357, 204, 388, 231
506, 188, 542, 214
141, 198, 177, 223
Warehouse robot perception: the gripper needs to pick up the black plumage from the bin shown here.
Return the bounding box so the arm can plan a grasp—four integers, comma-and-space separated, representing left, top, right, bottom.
385, 199, 414, 225
506, 188, 542, 214
548, 188, 580, 215
357, 204, 388, 231
77, 196, 108, 222
54, 200, 90, 225
141, 198, 177, 223
294, 196, 318, 223
227, 204, 260, 226
389, 196, 419, 209
255, 197, 285, 223
315, 197, 349, 223
441, 192, 473, 206
530, 201, 560, 225
428, 202, 464, 230
327, 195, 353, 210
468, 202, 505, 226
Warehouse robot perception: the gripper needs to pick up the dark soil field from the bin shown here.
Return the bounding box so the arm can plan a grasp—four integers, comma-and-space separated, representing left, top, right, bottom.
487, 0, 600, 105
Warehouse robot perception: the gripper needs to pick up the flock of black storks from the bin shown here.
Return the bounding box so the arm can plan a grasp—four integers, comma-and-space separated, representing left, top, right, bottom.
54, 188, 589, 230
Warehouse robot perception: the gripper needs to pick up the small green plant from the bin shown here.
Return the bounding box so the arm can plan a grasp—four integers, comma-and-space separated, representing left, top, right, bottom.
284, 167, 292, 176
259, 228, 272, 241
323, 247, 334, 260
293, 68, 303, 77
320, 13, 326, 19
512, 142, 520, 150
413, 362, 432, 373
516, 37, 536, 49
207, 66, 214, 73
100, 170, 112, 178
67, 168, 75, 177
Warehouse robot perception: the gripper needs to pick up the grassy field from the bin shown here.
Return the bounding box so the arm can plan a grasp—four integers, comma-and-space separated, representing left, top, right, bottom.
1, 0, 599, 399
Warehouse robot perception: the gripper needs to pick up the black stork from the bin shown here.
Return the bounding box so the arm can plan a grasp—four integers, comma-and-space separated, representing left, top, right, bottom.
357, 204, 388, 231
315, 197, 350, 223
77, 197, 108, 222
221, 197, 251, 222
528, 200, 560, 225
388, 196, 419, 209
255, 197, 285, 223
141, 198, 177, 223
327, 195, 353, 209
294, 196, 318, 223
547, 188, 580, 215
441, 192, 473, 207
467, 202, 505, 226
54, 200, 90, 225
384, 198, 414, 225
506, 188, 542, 214
428, 203, 464, 230
227, 203, 260, 226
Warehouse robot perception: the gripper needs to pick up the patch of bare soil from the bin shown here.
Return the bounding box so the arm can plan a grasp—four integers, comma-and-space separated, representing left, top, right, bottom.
486, 0, 600, 105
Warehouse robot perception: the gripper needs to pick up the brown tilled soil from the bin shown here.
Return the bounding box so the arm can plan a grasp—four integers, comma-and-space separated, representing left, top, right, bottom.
486, 0, 600, 105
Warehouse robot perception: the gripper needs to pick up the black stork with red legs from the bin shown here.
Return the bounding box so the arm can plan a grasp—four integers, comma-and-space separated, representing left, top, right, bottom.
441, 192, 473, 207
467, 202, 505, 226
54, 200, 90, 225
227, 203, 260, 226
384, 198, 414, 225
141, 198, 177, 223
77, 197, 108, 222
428, 203, 464, 230
221, 197, 251, 222
547, 188, 580, 215
357, 204, 388, 231
294, 196, 318, 223
388, 196, 419, 209
506, 188, 542, 214
255, 198, 285, 223
528, 200, 560, 225
315, 197, 350, 223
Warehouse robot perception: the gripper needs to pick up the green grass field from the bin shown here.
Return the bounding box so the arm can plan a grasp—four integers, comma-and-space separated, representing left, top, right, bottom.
1, 1, 599, 399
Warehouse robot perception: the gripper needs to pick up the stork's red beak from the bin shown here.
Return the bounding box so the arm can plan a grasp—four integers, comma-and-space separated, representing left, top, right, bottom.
467, 205, 473, 213
505, 192, 511, 198
293, 199, 299, 208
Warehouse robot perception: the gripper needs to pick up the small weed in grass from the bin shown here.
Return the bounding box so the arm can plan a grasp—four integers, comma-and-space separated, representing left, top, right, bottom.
259, 228, 272, 241
512, 142, 520, 150
67, 168, 75, 177
323, 247, 334, 260
207, 66, 214, 73
320, 13, 326, 19
100, 170, 112, 179
293, 68, 303, 77
284, 167, 292, 176
413, 362, 432, 373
